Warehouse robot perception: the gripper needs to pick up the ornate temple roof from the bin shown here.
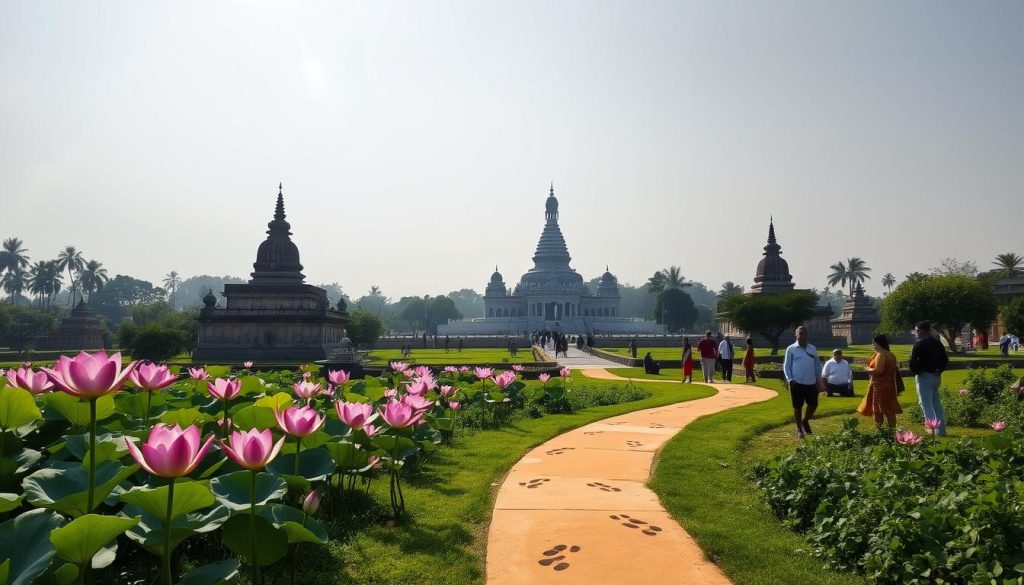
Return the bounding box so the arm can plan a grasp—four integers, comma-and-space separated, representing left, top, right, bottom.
250, 184, 305, 285
516, 184, 585, 293
750, 218, 795, 294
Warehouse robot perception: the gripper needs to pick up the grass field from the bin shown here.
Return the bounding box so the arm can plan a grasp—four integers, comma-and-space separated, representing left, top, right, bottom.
289, 374, 715, 584
365, 348, 535, 366
650, 369, 1017, 585
604, 343, 1024, 363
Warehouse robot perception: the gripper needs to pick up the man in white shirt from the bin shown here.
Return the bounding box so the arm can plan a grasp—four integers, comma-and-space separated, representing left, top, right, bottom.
717, 334, 735, 382
783, 326, 822, 438
821, 349, 854, 397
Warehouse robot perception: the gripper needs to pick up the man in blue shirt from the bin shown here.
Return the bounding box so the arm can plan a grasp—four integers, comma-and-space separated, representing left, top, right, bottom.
783, 325, 823, 438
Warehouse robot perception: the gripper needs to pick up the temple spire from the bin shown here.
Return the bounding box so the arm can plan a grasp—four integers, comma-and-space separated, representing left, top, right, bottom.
549, 181, 554, 196
767, 216, 777, 245
274, 183, 286, 221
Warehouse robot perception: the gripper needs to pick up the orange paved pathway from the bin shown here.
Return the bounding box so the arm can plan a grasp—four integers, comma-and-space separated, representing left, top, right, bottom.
486, 370, 776, 585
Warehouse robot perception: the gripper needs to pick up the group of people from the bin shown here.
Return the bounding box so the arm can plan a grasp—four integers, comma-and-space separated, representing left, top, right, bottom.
678, 331, 756, 384
531, 330, 571, 358
998, 332, 1021, 356
783, 320, 949, 439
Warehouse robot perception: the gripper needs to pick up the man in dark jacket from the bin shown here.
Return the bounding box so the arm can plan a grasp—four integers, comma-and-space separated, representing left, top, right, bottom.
908, 320, 949, 436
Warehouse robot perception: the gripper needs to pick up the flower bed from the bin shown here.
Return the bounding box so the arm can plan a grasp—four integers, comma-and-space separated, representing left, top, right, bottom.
0, 354, 637, 584
753, 418, 1024, 584
906, 365, 1024, 430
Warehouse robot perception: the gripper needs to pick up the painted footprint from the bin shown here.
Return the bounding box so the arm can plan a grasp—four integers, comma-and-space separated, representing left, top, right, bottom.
648, 423, 665, 429
606, 421, 628, 426
545, 447, 574, 456
518, 478, 551, 489
625, 440, 644, 448
583, 431, 604, 436
609, 514, 664, 536
537, 544, 582, 571
586, 481, 622, 493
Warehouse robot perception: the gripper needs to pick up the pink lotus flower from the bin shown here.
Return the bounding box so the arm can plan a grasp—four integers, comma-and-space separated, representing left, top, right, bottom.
958, 388, 969, 396
125, 424, 214, 478
383, 388, 398, 399
924, 418, 942, 431
512, 364, 524, 372
459, 366, 470, 373
335, 402, 376, 429
328, 369, 351, 386
302, 490, 320, 515
443, 366, 458, 374
413, 366, 432, 378
188, 367, 210, 381
492, 370, 517, 389
401, 394, 433, 413
379, 401, 425, 429
43, 350, 138, 399
390, 361, 410, 373
991, 421, 1007, 431
401, 369, 415, 379
6, 367, 54, 395
274, 405, 325, 438
538, 373, 551, 383
406, 380, 430, 396
559, 367, 571, 378
128, 362, 178, 392
449, 401, 461, 411
217, 417, 232, 432
207, 378, 242, 401
415, 374, 438, 390
220, 428, 285, 470
895, 430, 923, 445
324, 385, 336, 397
440, 385, 457, 398
474, 367, 494, 380
362, 423, 380, 438
293, 381, 324, 400
243, 361, 254, 369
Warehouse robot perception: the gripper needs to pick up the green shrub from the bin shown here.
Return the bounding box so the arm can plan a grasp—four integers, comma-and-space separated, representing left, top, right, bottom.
753, 419, 1024, 584
907, 366, 1023, 429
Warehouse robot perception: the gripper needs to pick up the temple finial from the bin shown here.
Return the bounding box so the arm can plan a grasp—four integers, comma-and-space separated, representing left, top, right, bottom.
767, 217, 777, 245
549, 181, 554, 196
606, 264, 609, 271
278, 182, 282, 193
274, 184, 286, 221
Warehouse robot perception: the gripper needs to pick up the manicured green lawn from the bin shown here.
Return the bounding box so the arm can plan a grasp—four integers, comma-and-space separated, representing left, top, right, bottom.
290, 374, 715, 584
366, 348, 535, 366
650, 369, 1017, 585
843, 343, 1024, 362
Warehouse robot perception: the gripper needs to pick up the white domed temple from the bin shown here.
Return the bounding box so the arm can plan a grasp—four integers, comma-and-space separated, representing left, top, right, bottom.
439, 185, 664, 336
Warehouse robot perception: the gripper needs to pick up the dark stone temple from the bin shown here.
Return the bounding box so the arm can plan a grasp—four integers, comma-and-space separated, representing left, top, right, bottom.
720, 219, 844, 346
439, 185, 662, 335
830, 283, 881, 345
36, 300, 106, 350
192, 185, 348, 363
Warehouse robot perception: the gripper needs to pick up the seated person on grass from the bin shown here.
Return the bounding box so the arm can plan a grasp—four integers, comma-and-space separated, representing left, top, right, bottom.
643, 352, 661, 375
821, 349, 854, 396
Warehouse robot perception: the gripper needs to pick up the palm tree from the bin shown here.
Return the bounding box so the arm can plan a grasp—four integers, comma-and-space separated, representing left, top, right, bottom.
882, 273, 896, 293
79, 260, 109, 301
56, 246, 85, 306
717, 281, 744, 301
826, 261, 849, 295
993, 253, 1023, 278
29, 260, 63, 309
646, 266, 688, 295
1, 267, 27, 304
0, 238, 30, 275
845, 257, 871, 295
163, 271, 182, 309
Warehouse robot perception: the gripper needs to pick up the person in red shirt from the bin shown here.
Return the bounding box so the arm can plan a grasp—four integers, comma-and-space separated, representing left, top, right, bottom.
696, 331, 719, 383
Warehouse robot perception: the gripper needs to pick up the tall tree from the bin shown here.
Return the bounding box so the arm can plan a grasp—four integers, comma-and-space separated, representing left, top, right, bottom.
1, 267, 27, 304
881, 273, 896, 293
993, 253, 1023, 279
880, 274, 998, 350
826, 261, 849, 295
646, 266, 688, 295
0, 238, 30, 274
653, 288, 697, 333
844, 257, 871, 295
717, 281, 745, 302
56, 245, 85, 305
79, 260, 109, 301
720, 291, 818, 354
930, 257, 978, 278
163, 271, 182, 308
28, 260, 63, 309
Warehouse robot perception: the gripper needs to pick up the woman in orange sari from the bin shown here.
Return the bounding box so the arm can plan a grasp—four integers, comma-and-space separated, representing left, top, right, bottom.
856, 334, 902, 430
742, 338, 756, 382
681, 338, 693, 384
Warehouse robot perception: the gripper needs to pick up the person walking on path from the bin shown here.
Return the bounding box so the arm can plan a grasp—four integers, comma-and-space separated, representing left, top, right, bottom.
696, 331, 718, 383
821, 349, 854, 396
783, 326, 822, 439
718, 334, 735, 382
742, 338, 756, 383
909, 320, 949, 436
629, 338, 638, 359
681, 338, 693, 383
856, 335, 902, 430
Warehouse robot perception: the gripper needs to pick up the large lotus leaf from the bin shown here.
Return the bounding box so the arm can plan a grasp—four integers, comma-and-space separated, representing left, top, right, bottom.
431, 416, 453, 432
42, 394, 115, 428
0, 492, 23, 513
196, 452, 229, 480
29, 562, 78, 585
119, 481, 214, 521
60, 432, 128, 464
325, 441, 371, 473
253, 392, 291, 410
122, 504, 230, 554
158, 407, 209, 428
0, 508, 64, 585
323, 419, 351, 437
371, 436, 418, 460
0, 387, 41, 431
204, 366, 232, 379
235, 375, 263, 396
221, 512, 287, 566
0, 559, 9, 585
345, 380, 366, 395
113, 391, 167, 420
229, 405, 276, 431
266, 448, 334, 481
23, 461, 138, 517
178, 559, 240, 585
258, 503, 328, 544
280, 429, 330, 452
50, 514, 139, 568
0, 448, 42, 476
210, 471, 287, 511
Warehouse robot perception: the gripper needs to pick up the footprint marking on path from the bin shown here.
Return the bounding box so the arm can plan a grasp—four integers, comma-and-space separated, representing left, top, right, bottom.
545, 447, 574, 456
518, 478, 551, 489
586, 481, 621, 492
609, 514, 664, 536
537, 544, 582, 571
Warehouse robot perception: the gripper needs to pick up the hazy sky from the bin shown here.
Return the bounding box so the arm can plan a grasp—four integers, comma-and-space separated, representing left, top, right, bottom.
2, 1, 1022, 302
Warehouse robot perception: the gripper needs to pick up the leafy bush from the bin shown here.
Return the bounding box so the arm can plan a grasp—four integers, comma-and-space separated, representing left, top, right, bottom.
753, 419, 1024, 584
906, 366, 1024, 429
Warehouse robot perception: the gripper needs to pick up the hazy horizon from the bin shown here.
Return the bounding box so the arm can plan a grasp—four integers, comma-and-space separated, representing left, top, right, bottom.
3, 1, 1022, 301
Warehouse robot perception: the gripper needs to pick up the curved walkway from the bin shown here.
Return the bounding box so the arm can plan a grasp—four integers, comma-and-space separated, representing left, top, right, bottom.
486, 372, 776, 584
